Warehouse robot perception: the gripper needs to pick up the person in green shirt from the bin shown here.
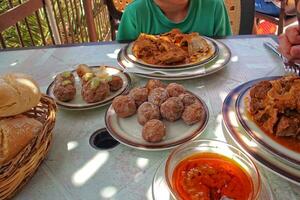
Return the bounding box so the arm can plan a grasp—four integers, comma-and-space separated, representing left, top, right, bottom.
117, 0, 232, 41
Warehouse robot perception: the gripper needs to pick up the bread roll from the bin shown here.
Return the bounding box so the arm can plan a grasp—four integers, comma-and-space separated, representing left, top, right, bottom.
0, 73, 41, 117
0, 115, 43, 165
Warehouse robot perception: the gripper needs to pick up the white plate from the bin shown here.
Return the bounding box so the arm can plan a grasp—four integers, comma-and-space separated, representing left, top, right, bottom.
152, 160, 275, 200
47, 66, 131, 110
222, 77, 300, 185
105, 93, 209, 151
118, 40, 231, 80
124, 37, 219, 71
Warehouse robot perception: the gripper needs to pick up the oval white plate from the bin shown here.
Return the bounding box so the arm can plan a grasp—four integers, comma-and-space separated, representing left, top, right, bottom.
105, 93, 209, 151
47, 66, 131, 110
118, 40, 231, 80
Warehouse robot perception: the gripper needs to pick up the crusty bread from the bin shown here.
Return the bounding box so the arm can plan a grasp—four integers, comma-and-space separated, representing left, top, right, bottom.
0, 73, 41, 117
0, 115, 43, 165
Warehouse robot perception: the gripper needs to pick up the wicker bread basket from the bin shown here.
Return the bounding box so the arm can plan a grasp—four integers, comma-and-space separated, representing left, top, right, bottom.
0, 95, 57, 200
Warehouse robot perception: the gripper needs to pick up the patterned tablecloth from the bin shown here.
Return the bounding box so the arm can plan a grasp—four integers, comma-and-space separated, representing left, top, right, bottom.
0, 36, 299, 200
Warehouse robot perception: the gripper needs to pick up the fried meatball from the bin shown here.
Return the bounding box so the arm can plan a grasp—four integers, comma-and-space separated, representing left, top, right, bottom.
145, 79, 166, 92
160, 97, 184, 121
129, 87, 149, 107
81, 72, 95, 86
166, 83, 185, 97
108, 75, 123, 91
148, 87, 169, 106
55, 71, 75, 84
179, 93, 198, 106
82, 77, 110, 103
142, 119, 166, 143
137, 102, 160, 125
53, 80, 76, 102
182, 103, 205, 125
112, 95, 136, 118
76, 64, 92, 78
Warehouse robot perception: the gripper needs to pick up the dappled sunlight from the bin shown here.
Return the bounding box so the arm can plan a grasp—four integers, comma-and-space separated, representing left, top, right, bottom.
105, 67, 121, 76
240, 134, 258, 148
216, 58, 225, 64
100, 186, 118, 199
219, 91, 229, 102
228, 111, 239, 128
67, 141, 78, 151
146, 184, 152, 200
72, 151, 109, 187
212, 114, 226, 141
136, 157, 149, 169
10, 61, 18, 66
106, 48, 120, 59
196, 85, 205, 89
231, 55, 239, 62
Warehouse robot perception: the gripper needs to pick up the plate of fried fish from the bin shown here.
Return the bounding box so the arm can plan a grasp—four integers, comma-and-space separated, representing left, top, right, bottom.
47, 65, 131, 110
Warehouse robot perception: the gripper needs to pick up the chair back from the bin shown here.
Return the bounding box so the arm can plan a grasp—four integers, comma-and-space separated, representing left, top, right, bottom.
225, 0, 255, 35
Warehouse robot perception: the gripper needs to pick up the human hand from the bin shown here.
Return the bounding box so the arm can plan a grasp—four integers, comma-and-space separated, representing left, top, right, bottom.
278, 26, 300, 63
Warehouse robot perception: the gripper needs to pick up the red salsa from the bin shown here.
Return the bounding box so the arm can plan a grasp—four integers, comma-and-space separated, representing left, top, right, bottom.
172, 153, 253, 200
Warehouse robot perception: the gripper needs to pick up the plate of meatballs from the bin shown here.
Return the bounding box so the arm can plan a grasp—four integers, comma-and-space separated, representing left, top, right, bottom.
47, 64, 131, 110
105, 80, 209, 150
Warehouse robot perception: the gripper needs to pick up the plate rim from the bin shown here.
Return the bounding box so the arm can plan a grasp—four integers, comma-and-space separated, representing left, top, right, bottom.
123, 36, 219, 71
46, 66, 131, 110
105, 92, 209, 151
235, 81, 300, 166
222, 77, 300, 185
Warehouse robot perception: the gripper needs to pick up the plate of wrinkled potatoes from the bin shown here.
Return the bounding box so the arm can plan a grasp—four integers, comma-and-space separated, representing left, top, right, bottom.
105, 79, 209, 150
47, 64, 131, 110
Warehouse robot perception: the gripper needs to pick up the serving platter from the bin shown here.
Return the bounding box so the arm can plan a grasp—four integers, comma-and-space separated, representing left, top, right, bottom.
118, 39, 231, 80
47, 66, 131, 110
105, 92, 209, 151
123, 37, 219, 71
152, 160, 275, 200
222, 77, 300, 185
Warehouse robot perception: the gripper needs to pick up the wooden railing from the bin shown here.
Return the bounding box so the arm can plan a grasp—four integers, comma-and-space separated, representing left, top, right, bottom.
0, 0, 111, 49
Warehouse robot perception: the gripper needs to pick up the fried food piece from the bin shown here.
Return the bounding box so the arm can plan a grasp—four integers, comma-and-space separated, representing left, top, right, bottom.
179, 93, 198, 106
142, 119, 166, 143
109, 76, 123, 91
53, 71, 76, 102
160, 97, 184, 122
182, 103, 205, 125
112, 95, 136, 118
248, 75, 300, 138
137, 102, 160, 125
145, 79, 166, 92
76, 64, 92, 78
81, 77, 110, 103
148, 87, 169, 106
129, 87, 149, 107
166, 83, 185, 97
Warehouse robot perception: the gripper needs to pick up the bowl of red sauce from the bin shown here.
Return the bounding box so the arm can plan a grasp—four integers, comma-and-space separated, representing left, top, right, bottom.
165, 140, 261, 200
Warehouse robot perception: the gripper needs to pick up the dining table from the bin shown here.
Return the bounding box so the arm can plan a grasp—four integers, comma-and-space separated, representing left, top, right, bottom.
0, 35, 299, 200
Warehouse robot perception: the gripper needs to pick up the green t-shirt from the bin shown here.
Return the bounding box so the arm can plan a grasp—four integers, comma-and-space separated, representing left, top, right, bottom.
117, 0, 232, 41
